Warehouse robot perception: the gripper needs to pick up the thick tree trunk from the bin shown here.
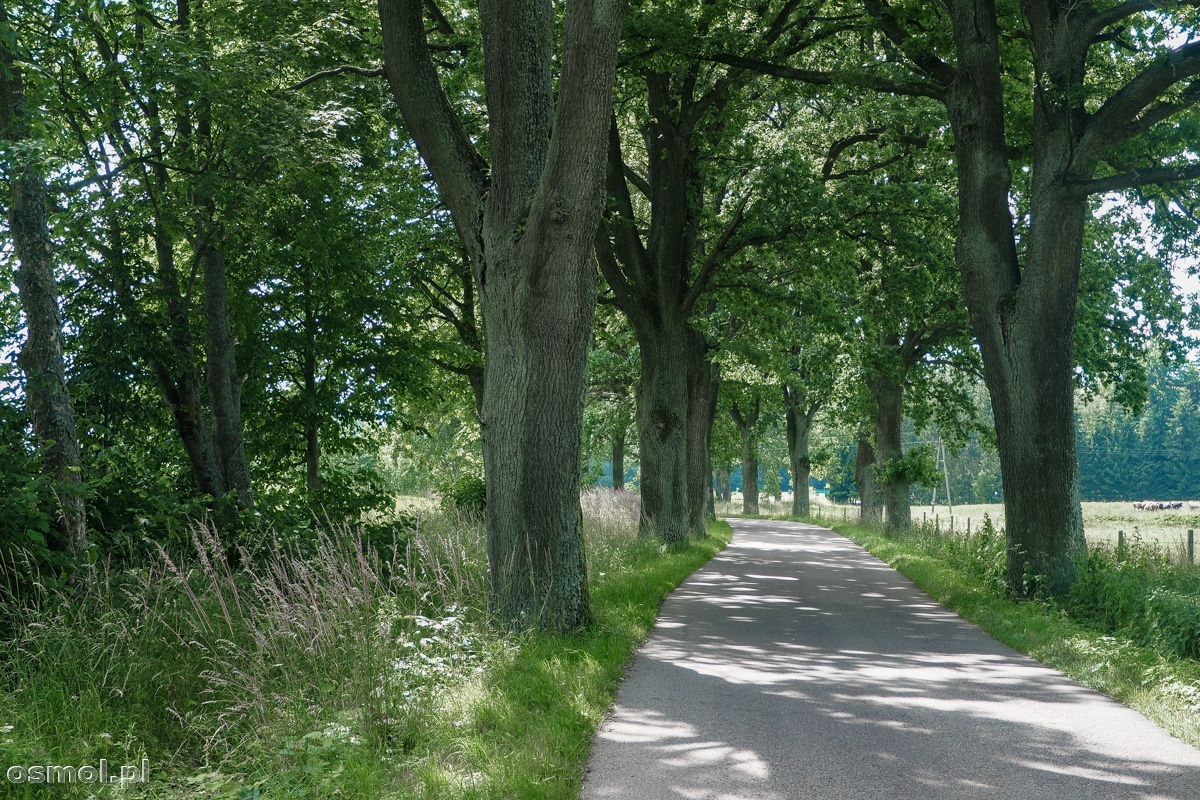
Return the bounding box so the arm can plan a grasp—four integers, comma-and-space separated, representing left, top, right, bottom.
633, 322, 690, 541
0, 7, 88, 555
784, 386, 819, 519
871, 374, 910, 532
198, 231, 252, 510
685, 327, 717, 537
856, 425, 881, 527
715, 466, 731, 503
612, 429, 625, 491
381, 0, 623, 629
732, 399, 760, 516
946, 0, 1087, 595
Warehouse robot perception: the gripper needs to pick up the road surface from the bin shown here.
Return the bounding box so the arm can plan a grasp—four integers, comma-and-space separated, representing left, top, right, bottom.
581, 517, 1200, 799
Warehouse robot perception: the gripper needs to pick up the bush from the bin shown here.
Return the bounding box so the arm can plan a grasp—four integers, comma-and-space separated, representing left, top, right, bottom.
1065, 539, 1200, 660
438, 473, 486, 518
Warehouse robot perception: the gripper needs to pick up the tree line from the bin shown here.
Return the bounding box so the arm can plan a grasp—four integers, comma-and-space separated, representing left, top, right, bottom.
3, 1, 1199, 629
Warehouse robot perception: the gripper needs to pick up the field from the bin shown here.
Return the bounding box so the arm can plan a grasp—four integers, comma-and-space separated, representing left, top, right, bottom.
728, 494, 1200, 560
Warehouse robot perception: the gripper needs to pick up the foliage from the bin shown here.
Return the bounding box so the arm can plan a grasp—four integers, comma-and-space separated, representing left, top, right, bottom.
1066, 537, 1200, 661
437, 473, 486, 519
0, 496, 729, 798
876, 444, 942, 491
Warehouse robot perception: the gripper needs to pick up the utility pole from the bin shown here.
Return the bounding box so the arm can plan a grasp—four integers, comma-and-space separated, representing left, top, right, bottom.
930, 438, 953, 515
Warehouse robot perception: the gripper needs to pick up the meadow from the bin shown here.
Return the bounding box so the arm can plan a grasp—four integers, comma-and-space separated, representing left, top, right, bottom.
724, 495, 1200, 560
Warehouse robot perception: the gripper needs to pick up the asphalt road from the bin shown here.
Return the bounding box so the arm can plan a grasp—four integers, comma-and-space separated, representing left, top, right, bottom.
581, 517, 1200, 800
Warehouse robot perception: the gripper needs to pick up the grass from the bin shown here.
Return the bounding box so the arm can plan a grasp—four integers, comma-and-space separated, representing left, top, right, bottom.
784, 513, 1200, 750
0, 489, 730, 799
720, 497, 1200, 555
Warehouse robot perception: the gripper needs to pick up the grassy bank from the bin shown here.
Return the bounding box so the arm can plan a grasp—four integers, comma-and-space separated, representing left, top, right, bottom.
799, 515, 1200, 749
0, 491, 730, 799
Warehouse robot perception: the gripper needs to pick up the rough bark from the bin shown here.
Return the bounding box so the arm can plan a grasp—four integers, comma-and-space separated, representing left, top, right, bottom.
633, 325, 690, 540
715, 466, 731, 503
686, 327, 718, 537
731, 399, 760, 516
198, 228, 252, 509
856, 424, 881, 527
612, 429, 625, 491
0, 4, 88, 554
784, 385, 820, 519
145, 223, 225, 499
944, 0, 1089, 594
380, 0, 624, 630
304, 301, 321, 492
870, 373, 909, 532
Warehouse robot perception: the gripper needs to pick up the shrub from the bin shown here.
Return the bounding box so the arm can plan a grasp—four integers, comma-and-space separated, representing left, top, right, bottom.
438, 473, 486, 518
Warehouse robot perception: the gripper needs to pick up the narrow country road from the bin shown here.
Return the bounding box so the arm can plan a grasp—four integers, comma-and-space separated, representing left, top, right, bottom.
581, 518, 1200, 799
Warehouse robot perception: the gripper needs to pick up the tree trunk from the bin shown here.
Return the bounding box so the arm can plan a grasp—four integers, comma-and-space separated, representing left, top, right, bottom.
715, 466, 731, 503
612, 429, 625, 491
633, 321, 690, 541
380, 0, 624, 630
0, 5, 88, 555
732, 399, 760, 515
146, 222, 225, 499
784, 386, 819, 518
303, 295, 321, 492
856, 424, 881, 527
198, 229, 252, 510
871, 373, 910, 532
945, 0, 1087, 595
686, 326, 717, 537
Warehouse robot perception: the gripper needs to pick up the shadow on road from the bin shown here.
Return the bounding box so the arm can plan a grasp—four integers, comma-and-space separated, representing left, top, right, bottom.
583, 519, 1200, 800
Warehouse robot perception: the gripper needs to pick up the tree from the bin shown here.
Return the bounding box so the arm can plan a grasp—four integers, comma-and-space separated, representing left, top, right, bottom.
597, 3, 840, 541
378, 0, 625, 629
0, 1, 88, 555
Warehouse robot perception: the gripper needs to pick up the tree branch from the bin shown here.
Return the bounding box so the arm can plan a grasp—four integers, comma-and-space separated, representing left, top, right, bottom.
379, 0, 488, 263
705, 52, 944, 99
1070, 160, 1200, 197
862, 0, 956, 88
1080, 38, 1200, 157
286, 64, 384, 91
1084, 1, 1155, 43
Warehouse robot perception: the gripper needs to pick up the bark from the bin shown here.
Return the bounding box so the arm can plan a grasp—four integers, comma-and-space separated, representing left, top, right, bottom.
380, 0, 624, 630
198, 227, 252, 509
784, 385, 820, 518
715, 466, 731, 503
731, 399, 760, 515
633, 324, 689, 540
145, 223, 225, 499
304, 300, 321, 492
945, 0, 1089, 595
855, 424, 881, 527
0, 4, 88, 554
612, 429, 625, 491
870, 372, 909, 532
685, 327, 718, 537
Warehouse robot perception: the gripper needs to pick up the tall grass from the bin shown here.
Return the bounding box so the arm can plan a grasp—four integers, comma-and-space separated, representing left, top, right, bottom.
0, 488, 716, 799
0, 510, 488, 797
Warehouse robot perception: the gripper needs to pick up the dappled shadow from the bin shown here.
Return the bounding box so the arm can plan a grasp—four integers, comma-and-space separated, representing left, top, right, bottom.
583, 518, 1200, 800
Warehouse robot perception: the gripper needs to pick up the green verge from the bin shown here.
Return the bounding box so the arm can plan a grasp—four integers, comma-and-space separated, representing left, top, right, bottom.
0, 517, 730, 800
401, 521, 731, 800
807, 518, 1200, 750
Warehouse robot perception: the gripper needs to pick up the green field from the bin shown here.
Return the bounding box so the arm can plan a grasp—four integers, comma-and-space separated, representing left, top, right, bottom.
727, 495, 1200, 558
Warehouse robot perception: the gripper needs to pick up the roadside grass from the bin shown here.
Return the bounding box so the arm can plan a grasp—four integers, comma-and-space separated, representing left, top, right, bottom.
722, 498, 1200, 554
785, 514, 1200, 749
0, 490, 730, 799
